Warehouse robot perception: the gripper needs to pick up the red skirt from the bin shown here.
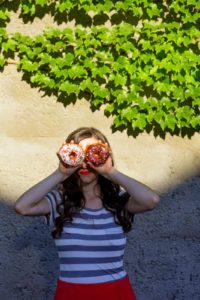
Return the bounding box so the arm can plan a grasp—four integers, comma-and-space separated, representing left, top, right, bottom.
54, 276, 137, 300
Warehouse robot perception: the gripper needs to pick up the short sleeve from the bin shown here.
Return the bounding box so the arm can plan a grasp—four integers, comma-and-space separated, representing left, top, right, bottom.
44, 189, 63, 228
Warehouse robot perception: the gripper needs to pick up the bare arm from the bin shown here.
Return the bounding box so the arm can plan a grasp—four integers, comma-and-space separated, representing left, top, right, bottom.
15, 140, 83, 217
88, 156, 160, 214
106, 167, 160, 214
15, 146, 79, 216
14, 169, 68, 216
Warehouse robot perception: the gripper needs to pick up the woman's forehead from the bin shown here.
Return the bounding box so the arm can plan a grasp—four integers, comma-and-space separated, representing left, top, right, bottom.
79, 136, 99, 148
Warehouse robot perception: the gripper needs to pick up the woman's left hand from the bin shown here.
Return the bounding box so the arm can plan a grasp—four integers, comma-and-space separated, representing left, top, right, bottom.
87, 156, 114, 178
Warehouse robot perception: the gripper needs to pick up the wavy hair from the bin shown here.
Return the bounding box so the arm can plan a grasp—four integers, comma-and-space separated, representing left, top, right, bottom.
52, 127, 134, 238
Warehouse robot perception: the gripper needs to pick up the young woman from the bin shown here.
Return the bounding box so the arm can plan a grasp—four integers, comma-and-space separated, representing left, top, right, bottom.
15, 127, 160, 300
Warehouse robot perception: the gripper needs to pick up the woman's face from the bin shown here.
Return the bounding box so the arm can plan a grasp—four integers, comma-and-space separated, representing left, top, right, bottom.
77, 136, 100, 184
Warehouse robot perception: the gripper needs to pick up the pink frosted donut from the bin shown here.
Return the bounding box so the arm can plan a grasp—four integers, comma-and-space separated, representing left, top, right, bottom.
85, 143, 110, 167
58, 143, 84, 167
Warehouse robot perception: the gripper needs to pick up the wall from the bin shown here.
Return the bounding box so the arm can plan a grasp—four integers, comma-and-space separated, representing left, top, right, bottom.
0, 11, 200, 300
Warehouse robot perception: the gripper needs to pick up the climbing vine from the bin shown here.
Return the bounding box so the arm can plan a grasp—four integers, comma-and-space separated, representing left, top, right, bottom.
0, 0, 199, 134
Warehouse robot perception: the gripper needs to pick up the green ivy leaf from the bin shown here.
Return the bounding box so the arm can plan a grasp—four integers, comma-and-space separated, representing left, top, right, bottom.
102, 1, 113, 12
147, 4, 160, 18
2, 39, 17, 52
93, 87, 109, 98
172, 87, 185, 101
35, 0, 47, 7
154, 110, 165, 123
105, 102, 116, 114
113, 115, 127, 127
138, 39, 152, 51
115, 1, 126, 10
59, 81, 79, 94
118, 23, 134, 36
131, 6, 143, 17
83, 57, 95, 69
74, 46, 86, 57
92, 65, 110, 77
176, 106, 192, 120
109, 73, 127, 86
92, 98, 105, 107
121, 106, 138, 122
63, 53, 74, 66
31, 73, 55, 88
0, 55, 5, 67
0, 8, 10, 20
132, 113, 147, 130
68, 65, 87, 79
165, 115, 177, 131
190, 115, 200, 128
160, 98, 173, 111
21, 3, 36, 15
38, 52, 51, 64
146, 109, 156, 123
56, 1, 74, 12
79, 78, 93, 92
20, 60, 39, 72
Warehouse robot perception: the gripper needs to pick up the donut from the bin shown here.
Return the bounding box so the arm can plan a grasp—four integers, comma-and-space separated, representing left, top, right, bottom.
85, 143, 110, 167
58, 143, 84, 167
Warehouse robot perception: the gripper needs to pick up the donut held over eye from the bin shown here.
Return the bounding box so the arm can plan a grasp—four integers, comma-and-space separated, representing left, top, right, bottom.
58, 144, 84, 167
85, 143, 110, 167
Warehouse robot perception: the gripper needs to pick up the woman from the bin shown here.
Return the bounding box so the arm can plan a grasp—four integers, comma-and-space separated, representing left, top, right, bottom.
15, 127, 160, 300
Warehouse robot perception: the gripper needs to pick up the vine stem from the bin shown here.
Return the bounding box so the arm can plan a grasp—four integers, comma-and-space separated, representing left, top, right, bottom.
7, 58, 18, 64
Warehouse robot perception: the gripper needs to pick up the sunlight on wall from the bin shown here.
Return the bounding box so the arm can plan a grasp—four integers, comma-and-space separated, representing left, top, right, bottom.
0, 65, 199, 202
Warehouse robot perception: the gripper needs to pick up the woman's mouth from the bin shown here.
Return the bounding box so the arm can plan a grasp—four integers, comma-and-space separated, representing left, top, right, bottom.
79, 169, 91, 176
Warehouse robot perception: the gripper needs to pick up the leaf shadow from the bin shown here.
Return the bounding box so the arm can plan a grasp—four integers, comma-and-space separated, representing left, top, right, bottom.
1, 1, 199, 139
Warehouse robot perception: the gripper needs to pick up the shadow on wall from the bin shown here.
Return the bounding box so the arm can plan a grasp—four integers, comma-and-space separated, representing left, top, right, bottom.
125, 175, 200, 300
0, 202, 58, 300
0, 175, 200, 300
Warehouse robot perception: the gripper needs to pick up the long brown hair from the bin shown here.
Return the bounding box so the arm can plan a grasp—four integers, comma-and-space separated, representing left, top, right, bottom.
52, 127, 134, 238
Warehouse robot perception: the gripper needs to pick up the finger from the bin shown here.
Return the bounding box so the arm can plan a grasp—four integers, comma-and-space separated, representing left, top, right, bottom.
59, 142, 67, 149
81, 161, 87, 168
86, 161, 93, 168
56, 152, 62, 161
57, 153, 69, 167
87, 161, 98, 170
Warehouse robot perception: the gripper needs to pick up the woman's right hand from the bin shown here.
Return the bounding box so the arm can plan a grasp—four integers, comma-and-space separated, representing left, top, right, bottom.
56, 141, 81, 178
57, 152, 80, 177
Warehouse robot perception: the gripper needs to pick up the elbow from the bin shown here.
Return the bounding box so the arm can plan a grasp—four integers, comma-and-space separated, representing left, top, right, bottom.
148, 194, 160, 210
14, 202, 27, 215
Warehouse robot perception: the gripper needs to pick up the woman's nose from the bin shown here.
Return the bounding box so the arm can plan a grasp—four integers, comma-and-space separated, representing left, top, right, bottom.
82, 161, 87, 169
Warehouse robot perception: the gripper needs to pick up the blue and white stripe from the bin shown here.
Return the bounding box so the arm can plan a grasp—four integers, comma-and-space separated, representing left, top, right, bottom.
45, 191, 127, 284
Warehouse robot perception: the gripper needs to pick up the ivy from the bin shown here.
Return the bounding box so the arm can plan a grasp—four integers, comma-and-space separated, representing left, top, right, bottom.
0, 0, 199, 134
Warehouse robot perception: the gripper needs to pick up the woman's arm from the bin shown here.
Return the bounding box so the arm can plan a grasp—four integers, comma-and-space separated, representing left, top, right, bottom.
88, 156, 160, 214
14, 149, 80, 216
106, 167, 160, 214
15, 141, 83, 217
15, 169, 68, 216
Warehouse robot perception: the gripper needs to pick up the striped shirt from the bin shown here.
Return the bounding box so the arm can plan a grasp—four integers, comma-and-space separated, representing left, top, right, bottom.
45, 190, 130, 284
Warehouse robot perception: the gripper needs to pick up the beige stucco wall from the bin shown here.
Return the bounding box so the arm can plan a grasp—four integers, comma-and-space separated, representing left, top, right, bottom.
0, 12, 199, 203
0, 63, 199, 202
1, 11, 200, 300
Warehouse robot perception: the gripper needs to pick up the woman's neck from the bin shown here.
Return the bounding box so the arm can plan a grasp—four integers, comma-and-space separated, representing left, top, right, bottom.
81, 181, 102, 208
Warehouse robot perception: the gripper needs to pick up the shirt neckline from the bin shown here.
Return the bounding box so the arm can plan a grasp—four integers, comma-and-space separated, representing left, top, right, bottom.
82, 207, 105, 212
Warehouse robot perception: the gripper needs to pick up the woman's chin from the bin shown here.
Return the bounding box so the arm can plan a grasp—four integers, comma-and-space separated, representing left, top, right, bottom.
78, 172, 97, 184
